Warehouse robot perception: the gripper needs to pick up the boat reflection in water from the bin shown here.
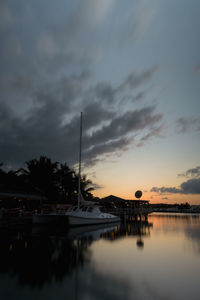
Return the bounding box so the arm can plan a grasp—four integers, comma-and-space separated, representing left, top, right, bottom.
0, 217, 153, 291
2, 213, 200, 300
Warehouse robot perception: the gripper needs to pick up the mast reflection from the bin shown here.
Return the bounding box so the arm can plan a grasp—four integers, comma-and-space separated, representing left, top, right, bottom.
0, 216, 153, 287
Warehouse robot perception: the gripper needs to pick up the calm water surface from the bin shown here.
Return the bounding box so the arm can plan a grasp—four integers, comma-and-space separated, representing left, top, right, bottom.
1, 213, 200, 300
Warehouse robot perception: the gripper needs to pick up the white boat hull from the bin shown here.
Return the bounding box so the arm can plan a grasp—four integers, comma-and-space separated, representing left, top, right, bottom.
68, 215, 120, 226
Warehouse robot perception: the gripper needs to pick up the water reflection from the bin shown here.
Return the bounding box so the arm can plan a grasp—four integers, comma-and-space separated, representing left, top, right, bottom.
0, 230, 84, 287
149, 212, 200, 229
72, 265, 133, 300
1, 214, 200, 300
102, 219, 153, 249
149, 212, 200, 222
0, 218, 153, 289
149, 213, 200, 256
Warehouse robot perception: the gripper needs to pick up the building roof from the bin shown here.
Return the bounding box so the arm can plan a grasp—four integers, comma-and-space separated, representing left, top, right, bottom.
100, 195, 149, 204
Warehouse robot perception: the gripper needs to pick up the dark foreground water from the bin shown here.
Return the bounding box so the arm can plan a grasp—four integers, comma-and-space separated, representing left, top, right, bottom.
1, 213, 200, 300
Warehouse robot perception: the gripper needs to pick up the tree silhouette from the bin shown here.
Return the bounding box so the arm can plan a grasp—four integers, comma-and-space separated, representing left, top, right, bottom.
0, 164, 29, 193
21, 156, 59, 201
57, 163, 77, 202
0, 156, 95, 204
80, 174, 94, 200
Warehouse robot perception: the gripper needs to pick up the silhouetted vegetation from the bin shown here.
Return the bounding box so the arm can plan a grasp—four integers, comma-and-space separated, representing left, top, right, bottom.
150, 202, 191, 211
0, 156, 94, 204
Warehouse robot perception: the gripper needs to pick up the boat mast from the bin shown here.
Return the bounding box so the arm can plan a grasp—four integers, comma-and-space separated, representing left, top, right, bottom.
78, 112, 82, 209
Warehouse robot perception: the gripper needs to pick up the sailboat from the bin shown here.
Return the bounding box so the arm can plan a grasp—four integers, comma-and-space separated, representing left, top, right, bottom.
32, 113, 120, 226
64, 112, 120, 226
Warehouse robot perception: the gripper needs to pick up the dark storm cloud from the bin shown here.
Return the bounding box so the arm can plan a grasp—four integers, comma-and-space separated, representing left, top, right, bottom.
136, 125, 163, 147
176, 117, 200, 133
0, 71, 89, 167
93, 82, 116, 103
151, 178, 200, 195
151, 186, 180, 194
0, 1, 162, 168
82, 102, 115, 132
152, 165, 200, 195
83, 136, 132, 166
83, 106, 162, 150
0, 59, 161, 168
180, 178, 200, 194
0, 76, 162, 168
81, 106, 162, 166
118, 66, 158, 92
87, 66, 158, 107
178, 166, 200, 178
132, 90, 148, 102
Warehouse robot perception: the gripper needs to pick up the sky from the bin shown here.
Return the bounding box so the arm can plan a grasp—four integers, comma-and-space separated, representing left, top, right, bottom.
0, 0, 200, 204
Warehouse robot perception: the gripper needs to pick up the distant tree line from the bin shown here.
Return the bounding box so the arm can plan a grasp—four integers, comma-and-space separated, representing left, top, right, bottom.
0, 156, 94, 203
150, 203, 191, 210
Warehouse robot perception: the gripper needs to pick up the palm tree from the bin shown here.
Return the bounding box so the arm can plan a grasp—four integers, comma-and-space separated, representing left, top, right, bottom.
79, 174, 94, 201
0, 164, 23, 192
1, 156, 95, 204
22, 156, 59, 201
57, 163, 77, 203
